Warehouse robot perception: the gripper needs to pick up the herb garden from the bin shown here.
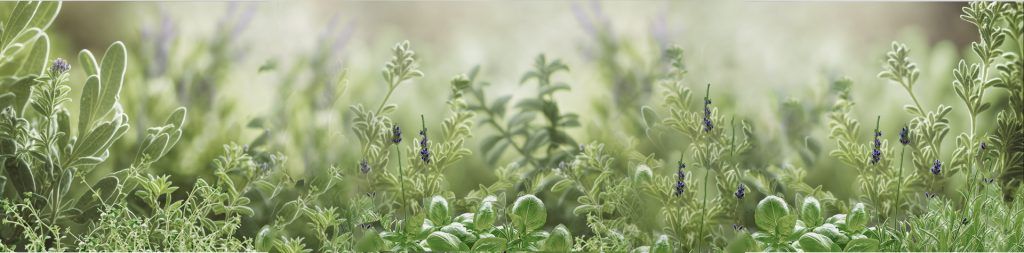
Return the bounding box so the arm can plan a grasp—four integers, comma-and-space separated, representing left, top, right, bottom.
0, 0, 1021, 252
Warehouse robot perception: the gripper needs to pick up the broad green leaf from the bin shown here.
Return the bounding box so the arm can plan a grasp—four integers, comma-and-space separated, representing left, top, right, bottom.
426, 231, 462, 251
25, 1, 60, 31
165, 107, 187, 127
471, 237, 506, 252
454, 213, 474, 226
544, 224, 572, 252
6, 75, 37, 116
5, 157, 35, 194
355, 229, 385, 251
96, 41, 127, 119
812, 224, 849, 246
847, 203, 868, 232
74, 119, 117, 158
797, 232, 835, 252
14, 32, 47, 76
475, 201, 496, 231
777, 214, 798, 237
56, 109, 70, 152
511, 194, 547, 231
725, 231, 760, 253
441, 223, 476, 245
77, 75, 100, 134
844, 237, 879, 252
801, 196, 823, 226
255, 226, 275, 252
428, 195, 451, 225
755, 196, 790, 232
78, 49, 99, 76
825, 213, 845, 225
142, 133, 170, 161
2, 1, 37, 47
651, 235, 672, 253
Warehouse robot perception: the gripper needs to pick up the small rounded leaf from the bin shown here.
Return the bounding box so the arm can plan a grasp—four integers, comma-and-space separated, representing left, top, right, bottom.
801, 196, 823, 226
428, 196, 451, 225
544, 224, 572, 252
847, 203, 868, 232
755, 196, 791, 232
426, 231, 463, 251
511, 194, 547, 231
797, 232, 835, 252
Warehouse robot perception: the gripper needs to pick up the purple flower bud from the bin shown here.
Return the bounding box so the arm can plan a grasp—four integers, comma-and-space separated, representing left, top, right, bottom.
931, 159, 942, 175
419, 129, 431, 163
979, 142, 987, 151
391, 125, 402, 143
734, 184, 746, 199
51, 58, 70, 75
674, 181, 686, 196
898, 127, 910, 145
360, 159, 371, 174
702, 98, 714, 132
870, 129, 882, 164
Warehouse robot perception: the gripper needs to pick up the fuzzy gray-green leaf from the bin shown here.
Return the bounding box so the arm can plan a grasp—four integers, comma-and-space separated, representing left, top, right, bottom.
96, 41, 127, 119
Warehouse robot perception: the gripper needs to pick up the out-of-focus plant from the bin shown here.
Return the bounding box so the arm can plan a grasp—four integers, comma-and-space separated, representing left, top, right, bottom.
469, 55, 579, 189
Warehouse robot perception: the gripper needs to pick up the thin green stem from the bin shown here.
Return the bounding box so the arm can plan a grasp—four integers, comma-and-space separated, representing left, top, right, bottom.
396, 144, 408, 221
698, 166, 710, 250
874, 116, 881, 135
893, 144, 907, 243
697, 82, 712, 250
375, 85, 397, 115
903, 86, 926, 117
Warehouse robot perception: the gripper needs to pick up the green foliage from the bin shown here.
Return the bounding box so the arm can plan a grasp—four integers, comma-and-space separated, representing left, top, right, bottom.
741, 196, 881, 252
0, 1, 1022, 252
